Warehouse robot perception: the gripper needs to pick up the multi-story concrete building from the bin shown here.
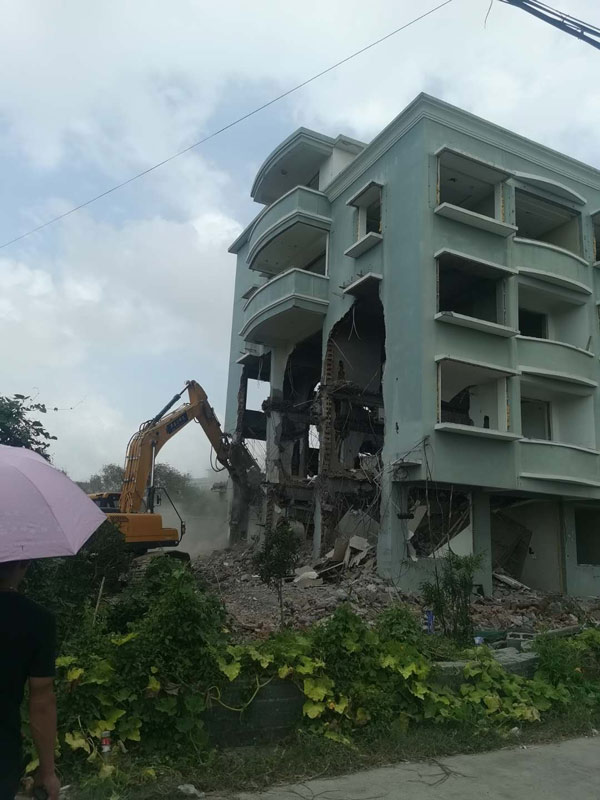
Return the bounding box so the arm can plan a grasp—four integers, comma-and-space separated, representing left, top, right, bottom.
225, 93, 600, 596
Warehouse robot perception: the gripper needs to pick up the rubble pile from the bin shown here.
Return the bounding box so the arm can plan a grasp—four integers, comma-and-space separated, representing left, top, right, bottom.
193, 545, 600, 637
194, 540, 401, 636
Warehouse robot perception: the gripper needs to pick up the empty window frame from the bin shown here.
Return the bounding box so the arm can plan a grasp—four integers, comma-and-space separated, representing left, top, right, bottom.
438, 150, 507, 219
437, 253, 506, 324
347, 181, 383, 241
519, 379, 595, 449
521, 397, 551, 440
515, 189, 582, 256
519, 307, 548, 339
438, 360, 509, 431
518, 282, 587, 348
575, 508, 600, 566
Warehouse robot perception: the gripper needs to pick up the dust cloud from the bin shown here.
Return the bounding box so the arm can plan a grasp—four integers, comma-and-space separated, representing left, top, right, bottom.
159, 484, 229, 559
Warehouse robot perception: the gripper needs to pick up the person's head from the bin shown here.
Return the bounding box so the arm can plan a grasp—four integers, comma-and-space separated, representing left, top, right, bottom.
0, 559, 30, 589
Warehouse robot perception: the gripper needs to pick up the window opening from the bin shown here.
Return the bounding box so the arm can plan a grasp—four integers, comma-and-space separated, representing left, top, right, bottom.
366, 198, 382, 234
575, 509, 600, 565
437, 253, 504, 324
438, 151, 505, 218
347, 182, 383, 241
519, 308, 548, 339
515, 189, 581, 256
521, 398, 551, 440
438, 360, 508, 431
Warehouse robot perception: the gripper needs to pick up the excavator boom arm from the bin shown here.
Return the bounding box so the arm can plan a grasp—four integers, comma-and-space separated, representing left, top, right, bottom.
119, 380, 258, 514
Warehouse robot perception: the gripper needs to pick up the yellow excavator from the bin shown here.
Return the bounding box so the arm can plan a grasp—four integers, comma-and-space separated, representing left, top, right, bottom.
90, 380, 261, 551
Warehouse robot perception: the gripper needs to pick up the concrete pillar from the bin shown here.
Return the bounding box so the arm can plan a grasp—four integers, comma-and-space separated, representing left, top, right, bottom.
377, 474, 409, 580
312, 487, 322, 561
561, 500, 577, 595
472, 490, 493, 596
265, 343, 294, 484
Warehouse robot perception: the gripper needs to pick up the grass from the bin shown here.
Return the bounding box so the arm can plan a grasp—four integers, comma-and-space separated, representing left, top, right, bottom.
68, 706, 600, 799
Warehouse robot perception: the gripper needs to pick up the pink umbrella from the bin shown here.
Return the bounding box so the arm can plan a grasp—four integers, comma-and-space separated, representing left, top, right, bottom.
0, 445, 106, 563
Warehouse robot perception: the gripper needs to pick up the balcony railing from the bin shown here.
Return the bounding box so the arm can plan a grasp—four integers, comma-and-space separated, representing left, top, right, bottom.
517, 336, 597, 387
240, 268, 329, 345
246, 187, 331, 273
520, 439, 600, 488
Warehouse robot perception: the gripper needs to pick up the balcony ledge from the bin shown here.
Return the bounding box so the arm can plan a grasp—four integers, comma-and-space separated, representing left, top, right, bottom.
434, 203, 517, 238
344, 232, 382, 258
516, 335, 595, 359
518, 266, 591, 295
520, 472, 600, 488
513, 237, 588, 267
518, 364, 597, 388
435, 312, 518, 338
520, 438, 599, 456
435, 423, 520, 441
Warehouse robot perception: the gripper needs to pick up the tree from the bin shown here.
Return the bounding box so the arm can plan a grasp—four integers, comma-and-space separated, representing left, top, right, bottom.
0, 394, 57, 459
80, 462, 206, 507
253, 520, 300, 629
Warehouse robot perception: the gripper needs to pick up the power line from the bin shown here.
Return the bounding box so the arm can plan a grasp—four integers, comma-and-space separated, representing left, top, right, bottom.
0, 0, 453, 251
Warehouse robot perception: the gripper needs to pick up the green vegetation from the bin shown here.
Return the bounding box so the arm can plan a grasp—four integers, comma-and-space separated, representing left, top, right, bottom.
421, 551, 482, 643
0, 393, 57, 458
253, 520, 301, 628
19, 542, 600, 797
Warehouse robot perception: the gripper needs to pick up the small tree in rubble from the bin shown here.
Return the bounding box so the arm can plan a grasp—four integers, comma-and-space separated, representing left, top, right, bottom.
253, 520, 300, 629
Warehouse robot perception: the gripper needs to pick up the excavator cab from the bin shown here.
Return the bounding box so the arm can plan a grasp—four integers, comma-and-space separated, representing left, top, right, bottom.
90, 490, 182, 552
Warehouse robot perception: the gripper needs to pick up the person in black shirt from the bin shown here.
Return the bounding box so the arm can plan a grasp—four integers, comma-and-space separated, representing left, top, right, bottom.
0, 560, 59, 800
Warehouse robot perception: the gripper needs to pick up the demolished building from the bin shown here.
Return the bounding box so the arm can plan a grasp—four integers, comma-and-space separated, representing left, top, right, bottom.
224, 92, 600, 597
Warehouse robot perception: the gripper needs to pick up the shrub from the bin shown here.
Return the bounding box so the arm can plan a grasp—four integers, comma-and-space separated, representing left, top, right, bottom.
24, 521, 131, 645
421, 552, 481, 644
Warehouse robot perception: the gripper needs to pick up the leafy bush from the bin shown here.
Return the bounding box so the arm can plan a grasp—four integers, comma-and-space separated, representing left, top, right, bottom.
534, 628, 600, 704
421, 552, 481, 643
26, 559, 230, 779
24, 521, 131, 645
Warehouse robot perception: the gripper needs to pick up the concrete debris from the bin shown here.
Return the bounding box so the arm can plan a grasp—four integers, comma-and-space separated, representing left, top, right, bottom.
493, 571, 531, 591
348, 535, 369, 551
294, 565, 315, 576
194, 545, 600, 637
336, 509, 379, 543
295, 575, 324, 588
293, 570, 319, 582
332, 535, 350, 561
177, 785, 205, 798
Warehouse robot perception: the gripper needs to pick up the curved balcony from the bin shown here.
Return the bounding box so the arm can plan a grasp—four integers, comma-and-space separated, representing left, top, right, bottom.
246, 187, 331, 274
240, 269, 329, 345
520, 440, 600, 488
513, 238, 590, 291
517, 336, 597, 387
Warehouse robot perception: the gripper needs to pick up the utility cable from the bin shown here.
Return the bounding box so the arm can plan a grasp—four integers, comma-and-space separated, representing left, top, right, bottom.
0, 0, 453, 250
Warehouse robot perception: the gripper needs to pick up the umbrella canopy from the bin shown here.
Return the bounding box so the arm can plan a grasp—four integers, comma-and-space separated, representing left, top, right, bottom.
0, 444, 106, 563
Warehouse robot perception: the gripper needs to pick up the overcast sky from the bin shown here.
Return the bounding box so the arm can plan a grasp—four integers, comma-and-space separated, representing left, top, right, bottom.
1, 0, 598, 480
